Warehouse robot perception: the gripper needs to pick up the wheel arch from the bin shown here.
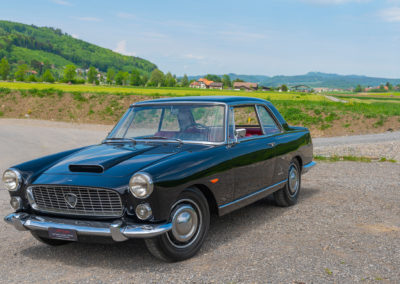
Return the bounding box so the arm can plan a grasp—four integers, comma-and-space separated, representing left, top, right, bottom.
293, 155, 303, 172
190, 184, 218, 215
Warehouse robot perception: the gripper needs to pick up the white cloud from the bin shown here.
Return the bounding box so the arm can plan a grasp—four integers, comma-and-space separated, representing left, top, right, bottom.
380, 7, 400, 22
71, 34, 79, 39
113, 40, 136, 56
51, 0, 71, 6
76, 17, 102, 22
116, 12, 136, 19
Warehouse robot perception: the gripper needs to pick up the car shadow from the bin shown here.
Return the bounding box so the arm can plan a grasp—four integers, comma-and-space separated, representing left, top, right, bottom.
20, 186, 320, 271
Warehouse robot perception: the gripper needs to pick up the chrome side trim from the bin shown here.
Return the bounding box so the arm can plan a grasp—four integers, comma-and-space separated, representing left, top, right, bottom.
218, 179, 287, 216
4, 213, 172, 241
302, 161, 316, 174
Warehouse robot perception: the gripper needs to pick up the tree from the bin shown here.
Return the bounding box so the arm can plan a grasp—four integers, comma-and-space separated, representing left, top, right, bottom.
87, 66, 97, 84
130, 69, 141, 86
233, 78, 244, 83
148, 69, 165, 87
164, 72, 176, 87
354, 84, 362, 92
27, 74, 37, 82
106, 68, 115, 84
0, 58, 10, 80
14, 64, 28, 81
386, 82, 393, 91
115, 71, 129, 85
205, 74, 221, 82
64, 64, 76, 82
141, 74, 149, 86
42, 69, 55, 83
280, 84, 288, 92
181, 74, 189, 87
222, 74, 231, 88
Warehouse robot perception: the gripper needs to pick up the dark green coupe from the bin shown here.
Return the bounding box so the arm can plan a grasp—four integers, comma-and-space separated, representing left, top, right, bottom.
3, 96, 315, 261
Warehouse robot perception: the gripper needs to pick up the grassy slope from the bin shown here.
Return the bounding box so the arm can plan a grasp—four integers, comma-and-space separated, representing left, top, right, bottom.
0, 20, 157, 72
0, 82, 399, 137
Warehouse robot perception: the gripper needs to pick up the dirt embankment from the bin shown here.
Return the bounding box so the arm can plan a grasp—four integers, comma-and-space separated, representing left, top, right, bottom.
1, 91, 399, 137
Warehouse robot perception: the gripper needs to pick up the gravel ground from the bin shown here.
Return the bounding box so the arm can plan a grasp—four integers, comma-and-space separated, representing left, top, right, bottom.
314, 131, 400, 162
0, 119, 399, 283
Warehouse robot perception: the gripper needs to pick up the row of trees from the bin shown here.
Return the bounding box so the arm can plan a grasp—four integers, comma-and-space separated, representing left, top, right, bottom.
354, 82, 399, 92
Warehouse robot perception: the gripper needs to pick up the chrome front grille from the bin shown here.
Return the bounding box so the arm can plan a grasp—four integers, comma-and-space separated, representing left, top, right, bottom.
29, 185, 123, 217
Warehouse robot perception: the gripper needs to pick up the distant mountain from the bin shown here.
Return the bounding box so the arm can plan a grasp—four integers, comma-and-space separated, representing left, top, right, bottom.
0, 20, 157, 73
189, 72, 400, 89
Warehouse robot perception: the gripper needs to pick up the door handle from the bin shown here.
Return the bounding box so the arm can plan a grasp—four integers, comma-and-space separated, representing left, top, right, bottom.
267, 142, 276, 148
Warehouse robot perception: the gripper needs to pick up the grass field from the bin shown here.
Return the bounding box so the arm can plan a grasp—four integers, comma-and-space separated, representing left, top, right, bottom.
0, 82, 399, 137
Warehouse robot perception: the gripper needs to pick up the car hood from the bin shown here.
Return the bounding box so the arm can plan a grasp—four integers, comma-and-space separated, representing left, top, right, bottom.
41, 143, 187, 178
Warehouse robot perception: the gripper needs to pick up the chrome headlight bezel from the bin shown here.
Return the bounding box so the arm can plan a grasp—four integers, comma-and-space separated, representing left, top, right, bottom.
2, 168, 22, 192
129, 172, 153, 199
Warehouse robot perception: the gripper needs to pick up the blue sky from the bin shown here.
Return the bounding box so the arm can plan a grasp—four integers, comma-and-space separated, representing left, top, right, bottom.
1, 0, 400, 77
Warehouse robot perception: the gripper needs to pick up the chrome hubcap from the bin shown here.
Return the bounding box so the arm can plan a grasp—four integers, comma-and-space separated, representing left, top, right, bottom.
171, 204, 199, 243
288, 166, 299, 195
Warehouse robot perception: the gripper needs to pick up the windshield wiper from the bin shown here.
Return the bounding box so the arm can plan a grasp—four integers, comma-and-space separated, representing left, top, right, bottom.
102, 137, 136, 145
140, 136, 183, 144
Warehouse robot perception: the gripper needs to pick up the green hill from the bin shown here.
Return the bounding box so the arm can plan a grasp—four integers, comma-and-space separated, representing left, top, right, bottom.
0, 20, 157, 73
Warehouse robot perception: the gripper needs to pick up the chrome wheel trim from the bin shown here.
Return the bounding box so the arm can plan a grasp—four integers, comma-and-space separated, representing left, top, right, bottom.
288, 165, 299, 196
166, 199, 202, 249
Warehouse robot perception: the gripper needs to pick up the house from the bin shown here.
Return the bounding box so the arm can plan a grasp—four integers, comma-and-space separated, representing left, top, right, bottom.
189, 81, 201, 88
259, 86, 272, 91
198, 78, 214, 89
209, 82, 223, 90
190, 78, 223, 89
290, 85, 312, 92
233, 82, 258, 91
26, 70, 38, 75
314, 87, 329, 93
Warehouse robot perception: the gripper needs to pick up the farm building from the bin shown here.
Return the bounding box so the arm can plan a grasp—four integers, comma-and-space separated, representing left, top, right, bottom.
233, 82, 258, 91
190, 78, 223, 89
210, 82, 223, 90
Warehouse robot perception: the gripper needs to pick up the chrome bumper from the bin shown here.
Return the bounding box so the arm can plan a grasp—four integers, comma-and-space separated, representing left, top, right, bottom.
302, 161, 316, 174
4, 212, 172, 242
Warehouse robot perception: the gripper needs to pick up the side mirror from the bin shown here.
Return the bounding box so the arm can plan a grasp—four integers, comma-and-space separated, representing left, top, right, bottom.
235, 128, 246, 140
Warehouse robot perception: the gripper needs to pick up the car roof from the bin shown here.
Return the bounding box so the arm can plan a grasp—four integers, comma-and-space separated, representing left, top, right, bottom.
133, 96, 269, 105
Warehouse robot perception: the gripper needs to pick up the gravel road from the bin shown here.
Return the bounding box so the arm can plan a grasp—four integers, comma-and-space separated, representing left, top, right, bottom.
0, 119, 399, 283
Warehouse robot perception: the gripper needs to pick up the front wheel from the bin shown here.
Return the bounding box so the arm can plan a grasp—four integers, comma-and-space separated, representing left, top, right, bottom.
274, 159, 301, 207
145, 188, 210, 262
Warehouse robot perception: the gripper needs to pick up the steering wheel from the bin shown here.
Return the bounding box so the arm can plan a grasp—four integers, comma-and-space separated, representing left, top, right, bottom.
183, 123, 208, 132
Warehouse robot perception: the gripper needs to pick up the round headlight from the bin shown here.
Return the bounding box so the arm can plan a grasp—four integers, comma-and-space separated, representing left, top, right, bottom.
129, 173, 153, 199
2, 169, 22, 191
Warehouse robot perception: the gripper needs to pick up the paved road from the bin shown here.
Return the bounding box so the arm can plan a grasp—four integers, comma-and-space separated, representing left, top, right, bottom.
0, 119, 399, 283
313, 130, 400, 147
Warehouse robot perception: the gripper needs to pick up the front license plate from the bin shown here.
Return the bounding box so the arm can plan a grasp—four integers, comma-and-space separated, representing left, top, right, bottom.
48, 227, 78, 241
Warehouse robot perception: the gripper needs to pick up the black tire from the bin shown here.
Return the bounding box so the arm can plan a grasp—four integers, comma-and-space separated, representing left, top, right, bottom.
274, 159, 301, 207
145, 188, 210, 262
31, 231, 71, 246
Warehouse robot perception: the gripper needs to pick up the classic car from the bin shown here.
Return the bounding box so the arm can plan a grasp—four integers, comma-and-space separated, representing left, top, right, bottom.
3, 96, 315, 261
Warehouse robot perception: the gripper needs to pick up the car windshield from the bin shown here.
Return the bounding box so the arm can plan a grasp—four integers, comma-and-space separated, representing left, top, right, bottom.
107, 104, 226, 143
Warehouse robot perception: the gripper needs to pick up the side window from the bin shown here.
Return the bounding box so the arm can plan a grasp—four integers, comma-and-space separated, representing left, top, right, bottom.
256, 105, 280, 135
233, 105, 263, 138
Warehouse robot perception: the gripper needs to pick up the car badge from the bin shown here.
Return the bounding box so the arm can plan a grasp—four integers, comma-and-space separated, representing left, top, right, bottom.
64, 193, 78, 208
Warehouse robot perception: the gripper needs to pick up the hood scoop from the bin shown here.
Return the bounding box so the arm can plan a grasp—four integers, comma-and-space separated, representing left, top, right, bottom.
69, 164, 104, 173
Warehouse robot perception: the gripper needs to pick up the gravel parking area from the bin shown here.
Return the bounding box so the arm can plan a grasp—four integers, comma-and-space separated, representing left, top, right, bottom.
0, 119, 399, 283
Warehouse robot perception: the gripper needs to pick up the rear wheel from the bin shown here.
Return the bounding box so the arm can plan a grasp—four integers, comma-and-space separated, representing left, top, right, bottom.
145, 188, 210, 262
274, 159, 301, 207
31, 231, 71, 246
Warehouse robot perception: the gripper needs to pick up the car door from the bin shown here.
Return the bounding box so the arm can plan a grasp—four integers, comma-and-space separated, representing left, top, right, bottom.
227, 105, 277, 199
